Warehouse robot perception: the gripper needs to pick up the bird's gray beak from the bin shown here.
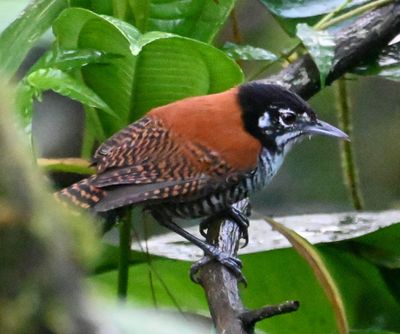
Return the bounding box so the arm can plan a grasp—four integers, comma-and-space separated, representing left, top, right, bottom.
303, 120, 349, 140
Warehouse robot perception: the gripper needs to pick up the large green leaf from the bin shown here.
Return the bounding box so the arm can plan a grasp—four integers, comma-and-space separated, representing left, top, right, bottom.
223, 42, 278, 61
350, 331, 400, 334
259, 0, 369, 37
53, 8, 243, 137
296, 23, 335, 87
26, 68, 115, 116
265, 217, 348, 334
259, 0, 368, 18
320, 244, 400, 331
89, 239, 400, 334
352, 42, 400, 82
128, 0, 236, 43
30, 48, 121, 73
0, 0, 68, 76
353, 223, 400, 269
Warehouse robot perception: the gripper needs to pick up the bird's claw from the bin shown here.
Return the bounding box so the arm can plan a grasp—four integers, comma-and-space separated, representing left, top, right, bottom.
199, 206, 251, 247
190, 251, 247, 286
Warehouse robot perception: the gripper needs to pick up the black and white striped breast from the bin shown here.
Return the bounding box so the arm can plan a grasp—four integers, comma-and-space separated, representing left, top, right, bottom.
154, 148, 283, 220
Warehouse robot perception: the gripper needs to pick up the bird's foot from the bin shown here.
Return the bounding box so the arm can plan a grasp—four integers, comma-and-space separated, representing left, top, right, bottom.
190, 248, 247, 286
199, 206, 250, 247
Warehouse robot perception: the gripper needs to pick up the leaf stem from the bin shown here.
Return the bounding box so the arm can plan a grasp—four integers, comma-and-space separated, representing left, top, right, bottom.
230, 7, 243, 44
314, 0, 353, 30
250, 0, 393, 79
335, 78, 364, 210
112, 0, 126, 20
318, 0, 394, 30
118, 209, 132, 301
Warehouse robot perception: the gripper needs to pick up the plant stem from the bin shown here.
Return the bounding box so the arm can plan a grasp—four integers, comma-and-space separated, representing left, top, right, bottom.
230, 7, 243, 44
314, 0, 353, 30
335, 78, 364, 210
112, 0, 126, 20
118, 209, 132, 301
319, 0, 394, 30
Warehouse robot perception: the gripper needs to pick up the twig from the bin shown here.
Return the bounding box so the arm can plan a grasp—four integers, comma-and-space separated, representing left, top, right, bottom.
335, 78, 364, 210
240, 301, 300, 329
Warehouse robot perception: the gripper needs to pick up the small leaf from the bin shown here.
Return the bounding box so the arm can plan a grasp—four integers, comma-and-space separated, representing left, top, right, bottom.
264, 217, 348, 334
30, 48, 122, 73
26, 68, 116, 117
15, 82, 36, 132
53, 8, 243, 137
259, 0, 368, 37
128, 0, 236, 43
296, 23, 335, 87
37, 158, 95, 175
222, 42, 278, 61
0, 0, 68, 76
352, 42, 400, 82
259, 0, 369, 18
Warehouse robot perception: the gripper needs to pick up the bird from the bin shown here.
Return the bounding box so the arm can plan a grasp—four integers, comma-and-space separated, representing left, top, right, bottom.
56, 82, 348, 279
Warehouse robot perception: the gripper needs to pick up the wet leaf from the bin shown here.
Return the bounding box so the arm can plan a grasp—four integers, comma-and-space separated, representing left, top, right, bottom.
352, 42, 400, 82
53, 8, 243, 137
26, 68, 116, 117
30, 48, 121, 73
296, 23, 335, 87
128, 0, 236, 43
350, 331, 400, 334
0, 0, 68, 76
259, 0, 368, 18
223, 42, 278, 61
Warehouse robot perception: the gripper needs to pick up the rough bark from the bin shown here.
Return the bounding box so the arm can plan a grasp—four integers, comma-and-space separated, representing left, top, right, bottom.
197, 3, 400, 333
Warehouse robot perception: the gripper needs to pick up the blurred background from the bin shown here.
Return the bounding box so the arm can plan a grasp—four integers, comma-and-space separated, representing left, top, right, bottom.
1, 0, 399, 216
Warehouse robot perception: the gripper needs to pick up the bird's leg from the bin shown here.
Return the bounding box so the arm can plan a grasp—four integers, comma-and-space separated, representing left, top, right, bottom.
199, 204, 251, 247
151, 209, 245, 283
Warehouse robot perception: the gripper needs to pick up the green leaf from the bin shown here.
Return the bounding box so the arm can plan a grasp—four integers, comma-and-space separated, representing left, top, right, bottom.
53, 8, 243, 137
352, 42, 400, 82
0, 0, 68, 76
259, 0, 368, 18
26, 68, 116, 117
296, 23, 335, 87
15, 83, 36, 133
353, 223, 400, 269
265, 217, 348, 334
128, 0, 236, 43
222, 42, 278, 61
258, 0, 368, 36
30, 48, 121, 73
89, 238, 400, 333
320, 244, 400, 331
350, 331, 400, 334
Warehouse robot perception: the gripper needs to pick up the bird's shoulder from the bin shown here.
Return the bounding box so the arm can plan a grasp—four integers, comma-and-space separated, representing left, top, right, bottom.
93, 89, 262, 176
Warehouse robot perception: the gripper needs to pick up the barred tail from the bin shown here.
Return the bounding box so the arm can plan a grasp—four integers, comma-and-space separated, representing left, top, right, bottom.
56, 175, 106, 209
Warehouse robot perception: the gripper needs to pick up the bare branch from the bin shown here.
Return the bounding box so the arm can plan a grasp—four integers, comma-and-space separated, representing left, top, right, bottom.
240, 301, 300, 329
263, 3, 400, 98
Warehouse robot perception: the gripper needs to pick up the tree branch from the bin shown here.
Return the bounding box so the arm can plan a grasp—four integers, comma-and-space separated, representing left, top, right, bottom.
264, 3, 400, 98
197, 3, 400, 333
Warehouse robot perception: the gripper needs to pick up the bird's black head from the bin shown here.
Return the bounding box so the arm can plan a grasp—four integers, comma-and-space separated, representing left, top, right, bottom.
238, 82, 348, 153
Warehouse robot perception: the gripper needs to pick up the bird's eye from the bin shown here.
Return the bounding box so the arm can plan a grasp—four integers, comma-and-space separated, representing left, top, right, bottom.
280, 112, 297, 125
